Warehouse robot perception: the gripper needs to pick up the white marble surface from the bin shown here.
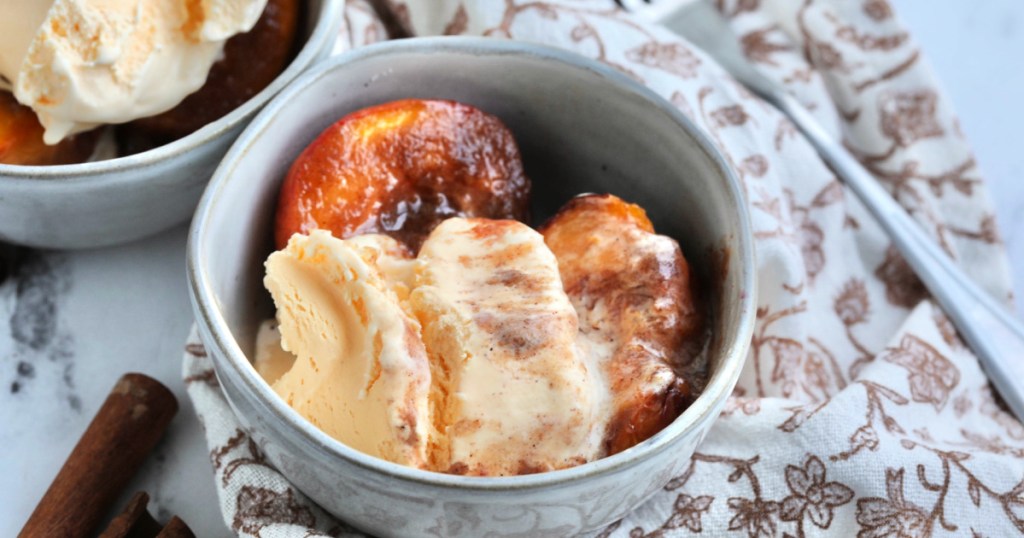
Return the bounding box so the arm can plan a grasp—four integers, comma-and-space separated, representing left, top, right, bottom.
1, 1, 1022, 536
0, 224, 228, 536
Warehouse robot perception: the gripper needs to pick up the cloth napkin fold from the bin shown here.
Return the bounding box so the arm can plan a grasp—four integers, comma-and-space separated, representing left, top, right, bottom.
183, 0, 1024, 535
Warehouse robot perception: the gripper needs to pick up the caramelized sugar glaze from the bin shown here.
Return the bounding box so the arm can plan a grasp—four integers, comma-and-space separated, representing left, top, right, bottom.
541, 194, 704, 456
275, 100, 531, 251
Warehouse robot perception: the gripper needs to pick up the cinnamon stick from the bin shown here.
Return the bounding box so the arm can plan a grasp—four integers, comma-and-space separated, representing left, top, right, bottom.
98, 492, 161, 538
99, 491, 194, 538
156, 517, 195, 538
19, 373, 178, 538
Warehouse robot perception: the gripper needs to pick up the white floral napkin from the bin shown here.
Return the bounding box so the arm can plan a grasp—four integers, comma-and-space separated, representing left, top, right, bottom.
183, 0, 1024, 535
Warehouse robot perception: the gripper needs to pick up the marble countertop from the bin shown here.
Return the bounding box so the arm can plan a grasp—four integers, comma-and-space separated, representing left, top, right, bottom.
2, 1, 1021, 535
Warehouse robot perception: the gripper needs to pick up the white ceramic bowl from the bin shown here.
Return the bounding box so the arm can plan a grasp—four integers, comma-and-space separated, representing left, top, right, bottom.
0, 0, 342, 249
189, 37, 755, 537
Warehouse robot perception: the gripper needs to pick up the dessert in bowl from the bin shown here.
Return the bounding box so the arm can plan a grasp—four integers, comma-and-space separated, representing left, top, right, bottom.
189, 37, 755, 537
0, 0, 342, 249
257, 98, 708, 475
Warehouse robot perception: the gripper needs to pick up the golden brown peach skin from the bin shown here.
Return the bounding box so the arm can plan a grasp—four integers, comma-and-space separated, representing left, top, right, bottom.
275, 99, 531, 251
540, 194, 703, 456
0, 92, 98, 166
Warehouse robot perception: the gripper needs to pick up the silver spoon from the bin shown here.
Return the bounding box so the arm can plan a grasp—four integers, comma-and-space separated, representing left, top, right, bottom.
630, 0, 1024, 419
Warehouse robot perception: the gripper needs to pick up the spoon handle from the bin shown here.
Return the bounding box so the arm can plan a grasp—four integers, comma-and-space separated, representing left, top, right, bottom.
642, 0, 1024, 419
774, 91, 1024, 419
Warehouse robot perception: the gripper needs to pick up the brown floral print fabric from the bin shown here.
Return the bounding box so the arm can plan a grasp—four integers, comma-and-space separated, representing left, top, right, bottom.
182, 0, 1021, 536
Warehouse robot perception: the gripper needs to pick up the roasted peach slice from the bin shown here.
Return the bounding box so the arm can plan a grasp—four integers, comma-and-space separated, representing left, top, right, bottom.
274, 99, 531, 251
0, 91, 97, 165
119, 0, 300, 151
540, 194, 703, 456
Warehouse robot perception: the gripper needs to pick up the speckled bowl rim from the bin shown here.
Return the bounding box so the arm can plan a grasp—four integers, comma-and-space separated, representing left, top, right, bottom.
0, 0, 343, 184
189, 36, 756, 491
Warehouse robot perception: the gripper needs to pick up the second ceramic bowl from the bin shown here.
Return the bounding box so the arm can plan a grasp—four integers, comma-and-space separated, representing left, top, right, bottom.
189, 37, 755, 537
0, 0, 342, 249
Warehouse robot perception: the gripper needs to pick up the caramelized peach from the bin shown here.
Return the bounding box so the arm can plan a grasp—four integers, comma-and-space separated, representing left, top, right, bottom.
275, 99, 531, 251
0, 91, 97, 165
119, 0, 300, 151
540, 194, 703, 455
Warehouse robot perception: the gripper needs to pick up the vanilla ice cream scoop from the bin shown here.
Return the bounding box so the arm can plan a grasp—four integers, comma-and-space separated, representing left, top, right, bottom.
264, 231, 431, 468
0, 0, 267, 144
411, 219, 605, 475
261, 221, 609, 476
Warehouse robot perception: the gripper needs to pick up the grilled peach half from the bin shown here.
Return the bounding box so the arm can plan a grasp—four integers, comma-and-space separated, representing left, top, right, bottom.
541, 194, 703, 455
0, 91, 98, 165
275, 99, 530, 251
